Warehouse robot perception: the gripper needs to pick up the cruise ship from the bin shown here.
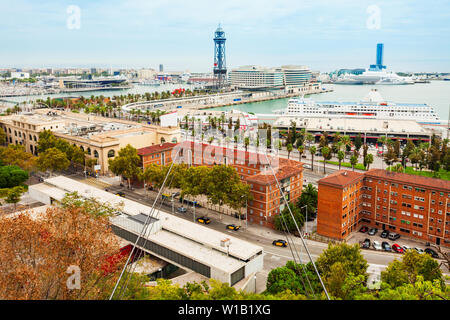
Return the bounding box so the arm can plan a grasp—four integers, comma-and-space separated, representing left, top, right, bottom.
275, 89, 442, 124
334, 69, 414, 85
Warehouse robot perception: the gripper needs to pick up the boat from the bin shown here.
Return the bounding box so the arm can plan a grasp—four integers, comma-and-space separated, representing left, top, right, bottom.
275, 89, 442, 124
335, 69, 414, 85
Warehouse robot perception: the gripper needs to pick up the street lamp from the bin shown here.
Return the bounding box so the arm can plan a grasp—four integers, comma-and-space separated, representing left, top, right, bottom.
300, 204, 308, 237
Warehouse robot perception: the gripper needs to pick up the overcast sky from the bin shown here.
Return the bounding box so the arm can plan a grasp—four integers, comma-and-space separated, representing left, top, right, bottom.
1, 0, 449, 72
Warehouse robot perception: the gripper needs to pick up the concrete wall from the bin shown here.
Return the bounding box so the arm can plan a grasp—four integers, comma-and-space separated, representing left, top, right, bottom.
28, 186, 51, 205
244, 253, 264, 278
210, 266, 231, 284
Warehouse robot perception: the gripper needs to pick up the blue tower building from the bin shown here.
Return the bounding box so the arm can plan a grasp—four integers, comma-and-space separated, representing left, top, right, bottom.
213, 24, 227, 89
369, 43, 386, 71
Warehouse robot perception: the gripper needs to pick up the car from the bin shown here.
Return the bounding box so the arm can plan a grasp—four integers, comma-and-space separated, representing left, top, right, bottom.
362, 238, 371, 249
303, 164, 311, 169
414, 247, 425, 254
392, 244, 404, 254
380, 230, 390, 238
424, 248, 439, 258
359, 226, 369, 233
382, 241, 392, 252
116, 191, 126, 197
372, 241, 382, 251
176, 206, 187, 213
388, 232, 400, 240
272, 240, 288, 247
368, 228, 378, 236
226, 224, 240, 231
402, 245, 411, 252
196, 216, 211, 224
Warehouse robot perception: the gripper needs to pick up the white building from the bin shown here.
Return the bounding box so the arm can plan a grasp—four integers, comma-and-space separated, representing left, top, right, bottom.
280, 65, 312, 87
28, 176, 264, 286
11, 72, 30, 79
229, 65, 284, 90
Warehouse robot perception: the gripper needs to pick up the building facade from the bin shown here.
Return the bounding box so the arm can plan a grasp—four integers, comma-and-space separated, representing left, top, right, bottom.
138, 142, 177, 169
229, 66, 284, 90
317, 169, 450, 247
0, 109, 181, 175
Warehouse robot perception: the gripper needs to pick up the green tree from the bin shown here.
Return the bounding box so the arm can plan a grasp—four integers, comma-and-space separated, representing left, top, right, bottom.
266, 267, 301, 295
297, 183, 318, 217
337, 150, 345, 170
273, 203, 304, 232
321, 146, 331, 174
0, 127, 6, 145
297, 145, 304, 162
37, 129, 57, 153
354, 133, 363, 151
4, 186, 25, 209
364, 153, 374, 171
108, 144, 142, 189
286, 143, 293, 159
350, 154, 358, 171
0, 165, 29, 188
309, 146, 316, 171
36, 147, 70, 175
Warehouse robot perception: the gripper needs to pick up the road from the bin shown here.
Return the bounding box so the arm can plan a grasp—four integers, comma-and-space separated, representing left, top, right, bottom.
70, 174, 450, 293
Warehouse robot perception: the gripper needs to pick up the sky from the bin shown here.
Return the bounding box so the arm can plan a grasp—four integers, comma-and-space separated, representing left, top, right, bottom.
1, 0, 449, 73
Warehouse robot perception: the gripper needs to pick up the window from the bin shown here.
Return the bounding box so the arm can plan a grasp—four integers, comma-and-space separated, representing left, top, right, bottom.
107, 150, 115, 158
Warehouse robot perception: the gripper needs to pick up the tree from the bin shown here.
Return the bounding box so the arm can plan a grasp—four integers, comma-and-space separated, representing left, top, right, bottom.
354, 133, 363, 151
297, 145, 304, 162
0, 206, 124, 299
4, 186, 25, 209
350, 154, 358, 171
364, 153, 374, 171
108, 144, 142, 189
337, 150, 345, 170
286, 144, 293, 159
321, 146, 331, 174
37, 129, 57, 153
0, 165, 29, 188
273, 203, 304, 232
297, 184, 318, 217
381, 249, 444, 289
0, 145, 36, 171
60, 191, 123, 218
316, 243, 369, 291
0, 127, 6, 145
266, 267, 301, 295
310, 146, 316, 171
36, 147, 70, 175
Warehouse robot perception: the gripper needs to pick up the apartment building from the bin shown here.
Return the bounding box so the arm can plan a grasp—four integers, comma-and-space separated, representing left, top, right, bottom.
138, 142, 177, 168
176, 141, 304, 227
317, 169, 450, 247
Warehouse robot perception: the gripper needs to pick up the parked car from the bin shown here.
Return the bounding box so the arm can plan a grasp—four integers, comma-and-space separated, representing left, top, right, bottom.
372, 241, 382, 251
226, 224, 240, 231
196, 216, 211, 224
392, 244, 404, 254
303, 164, 311, 169
116, 191, 126, 197
414, 247, 425, 254
382, 241, 392, 252
388, 232, 400, 240
272, 240, 288, 247
424, 248, 439, 258
402, 245, 411, 252
359, 226, 369, 233
177, 206, 187, 213
362, 238, 371, 249
368, 228, 378, 236
380, 230, 390, 238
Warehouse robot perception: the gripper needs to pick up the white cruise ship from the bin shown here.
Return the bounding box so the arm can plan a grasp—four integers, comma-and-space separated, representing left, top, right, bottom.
276, 89, 442, 124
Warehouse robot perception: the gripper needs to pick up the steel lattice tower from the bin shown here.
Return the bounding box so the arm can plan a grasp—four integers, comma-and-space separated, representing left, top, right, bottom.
213, 24, 227, 89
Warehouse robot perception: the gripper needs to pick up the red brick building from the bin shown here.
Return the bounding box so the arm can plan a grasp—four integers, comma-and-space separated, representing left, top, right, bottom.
138, 142, 177, 169
176, 141, 304, 227
317, 169, 450, 247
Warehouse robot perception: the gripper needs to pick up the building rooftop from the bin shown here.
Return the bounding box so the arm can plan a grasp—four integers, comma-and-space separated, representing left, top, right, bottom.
138, 142, 177, 156
365, 169, 450, 192
318, 170, 364, 188
35, 176, 263, 264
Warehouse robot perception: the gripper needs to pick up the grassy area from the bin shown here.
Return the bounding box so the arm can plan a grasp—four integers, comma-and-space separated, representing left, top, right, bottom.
387, 166, 450, 181
320, 160, 367, 171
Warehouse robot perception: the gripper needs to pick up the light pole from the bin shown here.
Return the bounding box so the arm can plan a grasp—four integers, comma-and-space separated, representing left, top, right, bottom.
301, 204, 308, 237
171, 193, 175, 214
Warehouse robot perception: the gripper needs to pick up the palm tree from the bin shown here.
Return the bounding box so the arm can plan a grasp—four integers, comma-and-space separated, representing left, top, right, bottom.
365, 153, 374, 171
340, 135, 351, 159
287, 144, 293, 159
337, 150, 345, 170
244, 137, 250, 152
297, 145, 304, 162
321, 146, 331, 174
310, 146, 316, 171
350, 155, 358, 171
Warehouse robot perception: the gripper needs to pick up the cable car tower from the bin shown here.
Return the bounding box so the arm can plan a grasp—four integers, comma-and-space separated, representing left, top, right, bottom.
213, 24, 227, 89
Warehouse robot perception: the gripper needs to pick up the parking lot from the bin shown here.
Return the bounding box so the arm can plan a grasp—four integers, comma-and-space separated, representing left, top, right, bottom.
347, 226, 449, 260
